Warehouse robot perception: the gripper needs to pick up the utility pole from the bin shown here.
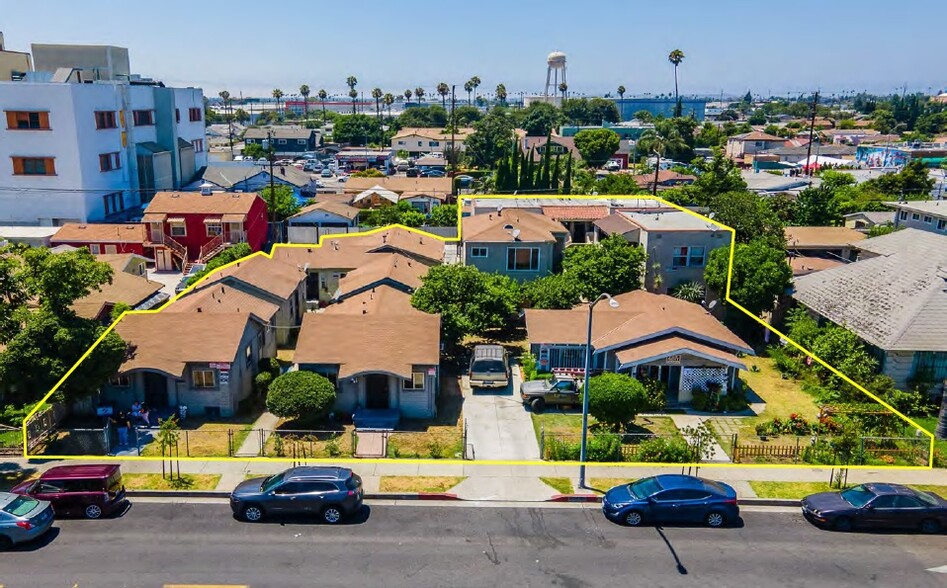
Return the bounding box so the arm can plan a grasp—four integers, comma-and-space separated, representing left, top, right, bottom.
450, 84, 457, 204
804, 90, 819, 181
264, 131, 278, 243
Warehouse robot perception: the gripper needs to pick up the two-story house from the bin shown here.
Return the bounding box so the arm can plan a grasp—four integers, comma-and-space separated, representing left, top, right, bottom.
889, 201, 947, 236
189, 161, 319, 200
141, 188, 268, 271
243, 126, 317, 156
461, 209, 570, 281
725, 131, 786, 165
522, 135, 583, 162
390, 127, 474, 157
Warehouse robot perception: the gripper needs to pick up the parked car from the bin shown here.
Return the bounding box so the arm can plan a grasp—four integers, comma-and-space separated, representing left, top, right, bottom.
303, 161, 318, 172
174, 263, 206, 294
0, 492, 55, 549
396, 162, 410, 172
12, 464, 126, 520
520, 374, 580, 412
455, 174, 475, 187
337, 174, 348, 183
320, 168, 334, 178
230, 466, 363, 524
406, 167, 421, 178
468, 345, 510, 390
602, 474, 739, 528
422, 169, 446, 178
801, 483, 947, 533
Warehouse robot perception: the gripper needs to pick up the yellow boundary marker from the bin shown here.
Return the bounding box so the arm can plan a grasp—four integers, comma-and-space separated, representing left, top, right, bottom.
20, 194, 935, 469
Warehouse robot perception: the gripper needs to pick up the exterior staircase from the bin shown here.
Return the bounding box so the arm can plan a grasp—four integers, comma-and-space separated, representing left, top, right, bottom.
198, 232, 229, 264
147, 232, 189, 271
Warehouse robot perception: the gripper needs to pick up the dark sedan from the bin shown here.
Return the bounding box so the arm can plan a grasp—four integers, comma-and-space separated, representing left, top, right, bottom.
602, 474, 739, 528
802, 483, 947, 533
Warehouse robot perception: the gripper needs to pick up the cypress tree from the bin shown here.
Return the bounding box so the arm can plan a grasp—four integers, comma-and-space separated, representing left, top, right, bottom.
522, 147, 534, 190
562, 155, 573, 194
495, 154, 507, 191
510, 139, 520, 191
551, 153, 561, 192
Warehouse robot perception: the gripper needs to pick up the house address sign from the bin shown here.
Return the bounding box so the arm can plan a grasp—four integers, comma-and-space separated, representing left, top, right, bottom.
209, 363, 230, 370
665, 355, 682, 364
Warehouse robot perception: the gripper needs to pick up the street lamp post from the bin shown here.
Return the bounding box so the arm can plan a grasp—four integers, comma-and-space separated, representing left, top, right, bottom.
578, 292, 619, 489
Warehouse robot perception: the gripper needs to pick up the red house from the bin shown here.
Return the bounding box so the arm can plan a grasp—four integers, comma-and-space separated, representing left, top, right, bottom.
141, 189, 269, 271
50, 223, 149, 256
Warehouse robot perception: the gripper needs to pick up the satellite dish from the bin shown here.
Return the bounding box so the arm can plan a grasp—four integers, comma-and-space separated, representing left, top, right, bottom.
511, 229, 521, 240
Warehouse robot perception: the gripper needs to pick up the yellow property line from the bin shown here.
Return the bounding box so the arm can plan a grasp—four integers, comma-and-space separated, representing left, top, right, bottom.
20, 193, 936, 468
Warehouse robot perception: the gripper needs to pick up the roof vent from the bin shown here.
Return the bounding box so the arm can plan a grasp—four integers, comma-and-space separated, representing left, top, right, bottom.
196, 307, 202, 313
503, 224, 514, 230
332, 240, 340, 250
382, 234, 388, 243
200, 182, 213, 196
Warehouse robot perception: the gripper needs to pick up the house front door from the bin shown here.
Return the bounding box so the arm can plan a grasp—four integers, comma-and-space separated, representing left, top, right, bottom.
365, 374, 389, 409
143, 372, 168, 408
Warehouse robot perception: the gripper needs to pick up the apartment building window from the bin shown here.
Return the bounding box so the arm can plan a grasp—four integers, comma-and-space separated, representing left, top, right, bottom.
94, 110, 117, 129
6, 110, 50, 130
188, 107, 202, 122
689, 246, 706, 266
193, 369, 215, 388
103, 192, 125, 216
924, 215, 933, 224
192, 139, 204, 152
429, 141, 439, 147
899, 211, 908, 220
672, 246, 706, 268
133, 110, 155, 126
507, 247, 539, 271
470, 247, 488, 258
911, 213, 920, 221
205, 221, 222, 237
99, 152, 121, 172
89, 244, 101, 254
169, 221, 186, 237
297, 139, 306, 145
403, 371, 425, 390
938, 219, 947, 231
12, 156, 55, 176
398, 140, 405, 145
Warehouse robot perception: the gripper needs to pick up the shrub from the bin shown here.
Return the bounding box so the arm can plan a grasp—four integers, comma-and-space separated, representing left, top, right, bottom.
545, 437, 580, 461
587, 434, 623, 462
258, 357, 281, 377
519, 352, 538, 382
639, 378, 667, 413
427, 439, 445, 459
588, 373, 648, 430
325, 439, 341, 458
768, 345, 802, 378
637, 437, 693, 463
254, 372, 274, 396
265, 371, 337, 421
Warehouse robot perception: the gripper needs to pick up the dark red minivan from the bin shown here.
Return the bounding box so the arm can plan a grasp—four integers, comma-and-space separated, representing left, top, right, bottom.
12, 464, 126, 519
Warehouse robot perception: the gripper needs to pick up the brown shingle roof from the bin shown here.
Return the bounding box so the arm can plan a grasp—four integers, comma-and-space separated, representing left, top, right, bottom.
336, 253, 427, 298
593, 213, 638, 236
784, 226, 866, 248
731, 131, 786, 142
52, 223, 148, 244
789, 255, 845, 277
273, 228, 445, 269
293, 304, 440, 379
291, 200, 360, 221
165, 282, 280, 321
200, 254, 305, 300
462, 210, 567, 243
391, 127, 475, 141
70, 270, 164, 320
345, 177, 451, 195
144, 191, 261, 215
614, 336, 747, 369
631, 170, 697, 188
115, 313, 253, 377
541, 206, 609, 221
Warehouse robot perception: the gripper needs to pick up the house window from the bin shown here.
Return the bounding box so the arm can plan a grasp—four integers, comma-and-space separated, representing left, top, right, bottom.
133, 110, 155, 126
94, 111, 117, 129
398, 141, 405, 145
507, 247, 539, 271
470, 247, 488, 258
12, 157, 55, 176
245, 344, 252, 369
417, 141, 422, 146
672, 246, 706, 268
104, 245, 117, 254
99, 152, 121, 172
899, 211, 908, 220
188, 107, 202, 122
205, 222, 222, 237
103, 192, 124, 216
297, 139, 306, 145
109, 375, 130, 387
6, 110, 50, 130
938, 219, 946, 231
169, 222, 186, 237
175, 109, 180, 123
924, 215, 933, 224
911, 213, 920, 221
89, 244, 101, 254
193, 369, 215, 388
403, 371, 425, 390
429, 141, 439, 147
192, 139, 204, 152
688, 246, 705, 266
277, 139, 287, 145
672, 247, 688, 267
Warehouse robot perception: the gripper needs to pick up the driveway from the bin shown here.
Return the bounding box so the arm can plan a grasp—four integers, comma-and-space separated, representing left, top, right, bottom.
461, 366, 540, 461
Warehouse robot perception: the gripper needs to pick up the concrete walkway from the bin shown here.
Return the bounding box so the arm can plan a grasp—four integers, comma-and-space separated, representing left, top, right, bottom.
461, 367, 541, 461
669, 415, 731, 463
233, 411, 280, 457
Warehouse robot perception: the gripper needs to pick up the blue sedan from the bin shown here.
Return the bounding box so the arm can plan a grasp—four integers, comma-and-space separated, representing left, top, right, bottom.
602, 474, 739, 528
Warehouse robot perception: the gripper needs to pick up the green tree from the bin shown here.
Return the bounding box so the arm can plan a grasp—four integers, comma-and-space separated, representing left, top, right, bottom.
633, 110, 654, 123
233, 108, 249, 124
589, 373, 648, 431
186, 243, 253, 286
453, 105, 482, 126
410, 264, 519, 347
299, 84, 310, 120
318, 89, 328, 123
345, 76, 358, 114
794, 185, 841, 226
242, 143, 265, 159
371, 87, 383, 118
271, 88, 284, 117
863, 159, 935, 196
521, 102, 562, 136
562, 235, 647, 300
109, 302, 131, 322
637, 127, 687, 195
21, 247, 114, 317
574, 128, 621, 167
463, 80, 474, 105
871, 109, 896, 134
810, 325, 878, 394
704, 239, 792, 316
495, 83, 507, 105
748, 110, 767, 125
266, 371, 337, 422
587, 98, 621, 124
668, 49, 686, 116
383, 93, 395, 119
350, 168, 385, 178
260, 184, 301, 222
708, 191, 785, 247
520, 273, 582, 309
686, 148, 747, 204
437, 82, 450, 109
594, 173, 644, 195
465, 108, 516, 168
331, 114, 384, 146
428, 204, 458, 227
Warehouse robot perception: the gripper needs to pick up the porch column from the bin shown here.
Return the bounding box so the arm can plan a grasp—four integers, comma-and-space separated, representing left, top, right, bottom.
389, 375, 399, 410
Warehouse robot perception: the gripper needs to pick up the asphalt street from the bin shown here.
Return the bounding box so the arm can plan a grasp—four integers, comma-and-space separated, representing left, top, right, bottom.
1, 501, 946, 587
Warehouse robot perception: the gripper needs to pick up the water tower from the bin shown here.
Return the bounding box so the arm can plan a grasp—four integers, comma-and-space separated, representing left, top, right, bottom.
544, 51, 567, 98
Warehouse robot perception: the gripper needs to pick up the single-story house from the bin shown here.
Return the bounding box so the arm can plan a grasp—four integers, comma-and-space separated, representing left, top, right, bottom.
461, 209, 570, 281
784, 226, 866, 263
287, 200, 361, 244
791, 229, 947, 390
631, 170, 697, 192
844, 211, 895, 233
525, 290, 755, 404
188, 162, 319, 199
344, 176, 451, 201
70, 253, 167, 321
50, 223, 149, 256
332, 252, 427, 303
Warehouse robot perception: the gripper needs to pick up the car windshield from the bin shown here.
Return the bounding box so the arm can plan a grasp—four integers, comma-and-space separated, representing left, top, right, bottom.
840, 485, 876, 508
2, 495, 39, 517
628, 477, 663, 500
261, 472, 285, 492
472, 360, 505, 373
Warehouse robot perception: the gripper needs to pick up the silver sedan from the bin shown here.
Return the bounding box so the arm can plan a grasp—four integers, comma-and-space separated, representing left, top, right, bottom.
0, 491, 55, 549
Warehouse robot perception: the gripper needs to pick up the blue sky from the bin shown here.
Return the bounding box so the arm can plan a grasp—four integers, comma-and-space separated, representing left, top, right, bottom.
5, 0, 945, 99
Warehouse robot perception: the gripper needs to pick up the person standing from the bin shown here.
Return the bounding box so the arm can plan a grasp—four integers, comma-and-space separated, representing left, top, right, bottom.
115, 411, 129, 446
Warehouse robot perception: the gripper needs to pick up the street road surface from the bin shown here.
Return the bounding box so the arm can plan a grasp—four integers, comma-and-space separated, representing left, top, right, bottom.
1, 501, 946, 587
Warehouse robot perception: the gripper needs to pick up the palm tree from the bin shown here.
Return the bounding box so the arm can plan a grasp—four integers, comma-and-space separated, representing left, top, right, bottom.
346, 76, 358, 114
637, 128, 687, 195
404, 89, 413, 103
558, 82, 568, 100
383, 93, 395, 120
495, 83, 507, 105
272, 88, 284, 117
317, 89, 328, 123
436, 82, 450, 109
469, 76, 481, 103
299, 85, 310, 121
371, 88, 383, 118
668, 49, 685, 117
464, 80, 474, 105
617, 85, 625, 101
415, 87, 425, 103
219, 90, 233, 155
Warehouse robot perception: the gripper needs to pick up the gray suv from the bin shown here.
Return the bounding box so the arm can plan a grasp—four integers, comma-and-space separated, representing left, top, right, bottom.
230, 467, 363, 524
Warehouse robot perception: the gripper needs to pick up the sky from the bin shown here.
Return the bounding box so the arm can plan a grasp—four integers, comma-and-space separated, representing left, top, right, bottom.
4, 0, 945, 100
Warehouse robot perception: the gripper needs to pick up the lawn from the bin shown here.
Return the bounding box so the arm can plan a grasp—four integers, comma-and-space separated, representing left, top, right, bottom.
386, 377, 465, 459
139, 416, 257, 458
589, 478, 635, 492
741, 356, 821, 422
531, 412, 680, 446
749, 481, 947, 499
264, 423, 354, 459
540, 477, 574, 495
122, 473, 221, 491
913, 417, 947, 467
379, 476, 466, 493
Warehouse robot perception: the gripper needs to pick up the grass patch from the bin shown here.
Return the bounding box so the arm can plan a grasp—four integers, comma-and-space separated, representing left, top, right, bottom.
122, 473, 221, 491
264, 424, 354, 459
386, 378, 464, 459
379, 476, 466, 493
742, 356, 820, 421
913, 417, 947, 467
749, 481, 947, 499
531, 412, 680, 446
589, 478, 635, 492
139, 415, 259, 458
540, 477, 574, 495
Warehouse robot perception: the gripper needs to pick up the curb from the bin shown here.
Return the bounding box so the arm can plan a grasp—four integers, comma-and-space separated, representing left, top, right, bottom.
126, 490, 462, 501
546, 494, 801, 507
549, 494, 602, 503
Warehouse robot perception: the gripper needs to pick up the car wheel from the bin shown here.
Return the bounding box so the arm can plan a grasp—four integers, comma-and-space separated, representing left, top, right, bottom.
0, 535, 12, 551
531, 398, 545, 413
84, 504, 103, 519
920, 518, 942, 534
624, 510, 644, 527
322, 506, 343, 524
705, 511, 726, 528
241, 504, 265, 522
833, 516, 852, 532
